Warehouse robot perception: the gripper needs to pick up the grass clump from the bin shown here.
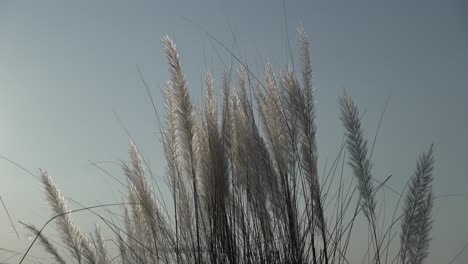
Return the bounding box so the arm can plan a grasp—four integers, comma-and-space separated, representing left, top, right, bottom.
21, 28, 435, 264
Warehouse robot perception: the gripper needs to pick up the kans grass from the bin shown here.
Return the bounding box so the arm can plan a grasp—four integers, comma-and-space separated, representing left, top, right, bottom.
19, 28, 435, 264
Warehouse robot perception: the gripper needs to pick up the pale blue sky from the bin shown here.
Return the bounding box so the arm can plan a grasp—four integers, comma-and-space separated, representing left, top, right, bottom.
0, 0, 467, 263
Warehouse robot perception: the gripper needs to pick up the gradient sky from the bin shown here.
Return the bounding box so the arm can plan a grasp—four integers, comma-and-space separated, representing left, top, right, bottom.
0, 0, 467, 263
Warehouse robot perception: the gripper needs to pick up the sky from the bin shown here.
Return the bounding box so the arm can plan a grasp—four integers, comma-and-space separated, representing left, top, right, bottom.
0, 0, 467, 263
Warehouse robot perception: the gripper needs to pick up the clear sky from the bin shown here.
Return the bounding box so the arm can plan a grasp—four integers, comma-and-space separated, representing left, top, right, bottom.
0, 0, 467, 263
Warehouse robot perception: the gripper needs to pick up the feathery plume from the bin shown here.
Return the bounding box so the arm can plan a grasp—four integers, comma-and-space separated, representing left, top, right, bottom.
163, 35, 202, 263
80, 235, 98, 264
400, 145, 434, 264
339, 94, 376, 221
94, 225, 108, 264
340, 93, 381, 264
40, 170, 83, 263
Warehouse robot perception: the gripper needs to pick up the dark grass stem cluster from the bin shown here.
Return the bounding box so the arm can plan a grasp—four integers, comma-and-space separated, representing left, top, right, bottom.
21, 28, 435, 264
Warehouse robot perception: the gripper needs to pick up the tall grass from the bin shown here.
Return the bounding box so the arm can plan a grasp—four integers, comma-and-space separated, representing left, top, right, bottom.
21, 28, 435, 264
